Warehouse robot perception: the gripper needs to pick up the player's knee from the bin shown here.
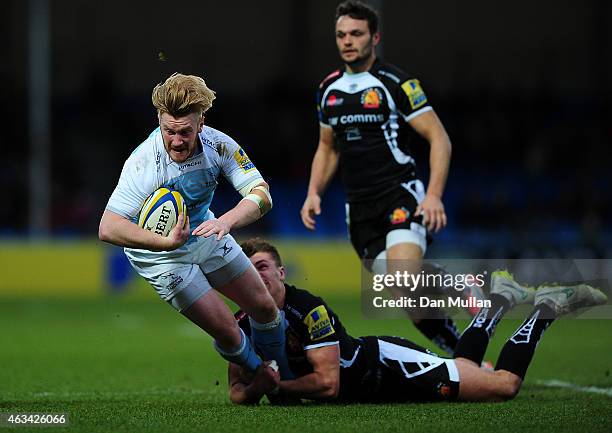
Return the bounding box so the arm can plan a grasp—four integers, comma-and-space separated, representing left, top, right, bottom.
320, 377, 340, 399
320, 386, 339, 399
249, 294, 278, 322
496, 371, 521, 401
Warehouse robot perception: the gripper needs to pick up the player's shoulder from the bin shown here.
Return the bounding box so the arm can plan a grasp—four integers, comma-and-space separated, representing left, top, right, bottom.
285, 284, 324, 307
372, 60, 415, 86
318, 68, 344, 90
372, 60, 431, 110
370, 60, 416, 86
123, 127, 164, 172
128, 127, 160, 156
201, 125, 238, 158
201, 125, 236, 146
284, 284, 331, 319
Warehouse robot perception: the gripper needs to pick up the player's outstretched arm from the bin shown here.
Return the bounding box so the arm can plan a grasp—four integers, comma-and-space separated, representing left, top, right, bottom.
192, 182, 271, 240
301, 126, 339, 230
99, 209, 190, 251
228, 361, 280, 405
277, 344, 340, 400
409, 110, 451, 233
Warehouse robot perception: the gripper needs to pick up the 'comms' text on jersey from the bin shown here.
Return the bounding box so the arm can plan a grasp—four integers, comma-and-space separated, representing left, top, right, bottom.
317, 59, 432, 202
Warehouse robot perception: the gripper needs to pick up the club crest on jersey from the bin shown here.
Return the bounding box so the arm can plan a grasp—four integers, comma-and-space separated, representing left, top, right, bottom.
303, 305, 335, 341
389, 207, 410, 225
326, 94, 344, 107
401, 79, 427, 109
436, 382, 452, 399
361, 88, 383, 109
233, 147, 255, 173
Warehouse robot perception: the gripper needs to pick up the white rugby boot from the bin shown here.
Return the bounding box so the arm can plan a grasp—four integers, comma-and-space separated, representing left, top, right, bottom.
535, 284, 608, 316
490, 270, 536, 307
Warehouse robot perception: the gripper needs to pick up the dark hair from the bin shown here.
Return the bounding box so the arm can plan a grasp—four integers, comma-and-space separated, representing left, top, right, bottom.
335, 0, 379, 34
240, 238, 283, 267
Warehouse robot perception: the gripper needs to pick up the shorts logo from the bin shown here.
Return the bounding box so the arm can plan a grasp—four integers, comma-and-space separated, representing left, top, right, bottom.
233, 147, 255, 173
361, 88, 383, 109
303, 305, 335, 341
219, 242, 233, 258
401, 79, 427, 109
326, 94, 344, 106
389, 207, 410, 225
160, 272, 184, 292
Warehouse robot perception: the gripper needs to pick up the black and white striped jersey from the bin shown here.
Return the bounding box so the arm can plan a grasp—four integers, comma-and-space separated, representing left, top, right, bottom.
236, 284, 361, 378
317, 59, 432, 202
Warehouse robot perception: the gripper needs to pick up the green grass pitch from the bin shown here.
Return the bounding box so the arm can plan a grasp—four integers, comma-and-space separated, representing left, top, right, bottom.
1, 295, 611, 433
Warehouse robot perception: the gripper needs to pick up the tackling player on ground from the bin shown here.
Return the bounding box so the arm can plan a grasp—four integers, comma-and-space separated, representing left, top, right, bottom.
228, 239, 607, 404
99, 73, 293, 380
301, 0, 465, 354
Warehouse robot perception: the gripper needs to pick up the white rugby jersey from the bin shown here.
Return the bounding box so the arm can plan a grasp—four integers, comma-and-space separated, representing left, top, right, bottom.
106, 125, 263, 252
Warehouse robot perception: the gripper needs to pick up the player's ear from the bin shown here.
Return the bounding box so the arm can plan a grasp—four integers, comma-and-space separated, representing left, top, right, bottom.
372, 31, 381, 47
198, 115, 205, 132
278, 266, 286, 281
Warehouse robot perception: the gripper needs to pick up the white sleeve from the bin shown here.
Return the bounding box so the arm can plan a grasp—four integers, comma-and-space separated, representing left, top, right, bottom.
219, 135, 264, 193
105, 152, 159, 219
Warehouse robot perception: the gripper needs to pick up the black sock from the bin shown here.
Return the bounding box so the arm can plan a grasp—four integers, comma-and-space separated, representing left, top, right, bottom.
495, 303, 556, 379
414, 316, 461, 356
453, 293, 511, 364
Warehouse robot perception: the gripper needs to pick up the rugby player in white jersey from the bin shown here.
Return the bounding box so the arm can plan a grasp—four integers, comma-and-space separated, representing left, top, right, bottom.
99, 73, 292, 379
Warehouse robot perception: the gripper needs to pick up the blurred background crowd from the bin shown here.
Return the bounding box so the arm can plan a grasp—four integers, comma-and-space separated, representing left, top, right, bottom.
2, 0, 610, 258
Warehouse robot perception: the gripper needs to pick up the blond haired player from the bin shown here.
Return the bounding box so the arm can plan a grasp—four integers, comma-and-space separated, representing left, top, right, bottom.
99, 73, 293, 379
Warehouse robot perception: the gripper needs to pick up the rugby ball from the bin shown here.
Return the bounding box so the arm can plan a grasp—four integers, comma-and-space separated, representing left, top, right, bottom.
138, 188, 187, 237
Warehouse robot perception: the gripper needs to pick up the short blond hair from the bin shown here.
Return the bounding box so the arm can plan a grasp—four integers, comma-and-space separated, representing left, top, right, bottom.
151, 73, 216, 117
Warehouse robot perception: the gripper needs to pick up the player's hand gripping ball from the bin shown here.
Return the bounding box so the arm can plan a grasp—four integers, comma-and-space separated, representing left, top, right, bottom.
138, 188, 187, 237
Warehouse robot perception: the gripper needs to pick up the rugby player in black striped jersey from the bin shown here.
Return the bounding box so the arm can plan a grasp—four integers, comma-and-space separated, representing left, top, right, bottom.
301, 1, 472, 355
227, 239, 606, 404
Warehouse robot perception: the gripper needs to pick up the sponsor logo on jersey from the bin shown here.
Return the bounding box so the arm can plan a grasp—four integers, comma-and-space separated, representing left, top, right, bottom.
389, 207, 410, 225
360, 88, 383, 109
346, 127, 362, 141
233, 147, 255, 173
178, 160, 202, 171
401, 79, 428, 109
303, 305, 335, 341
155, 151, 162, 171
336, 113, 385, 124
326, 94, 344, 107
